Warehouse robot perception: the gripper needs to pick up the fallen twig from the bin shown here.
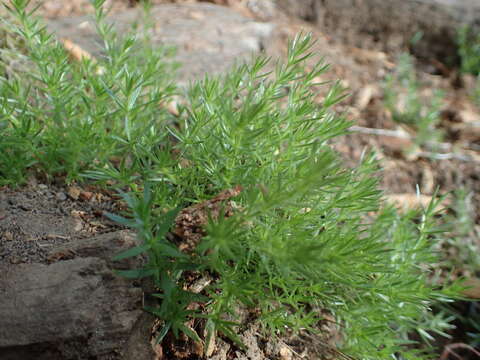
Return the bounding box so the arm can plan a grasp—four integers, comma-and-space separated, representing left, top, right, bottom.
349, 125, 410, 139
439, 343, 480, 360
414, 151, 477, 162
349, 125, 480, 162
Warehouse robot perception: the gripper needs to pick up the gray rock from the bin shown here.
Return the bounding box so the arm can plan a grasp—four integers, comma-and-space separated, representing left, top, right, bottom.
0, 231, 151, 360
46, 3, 275, 83
56, 192, 67, 201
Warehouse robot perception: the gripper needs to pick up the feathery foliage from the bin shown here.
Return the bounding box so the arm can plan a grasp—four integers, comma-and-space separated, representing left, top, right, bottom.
0, 1, 460, 358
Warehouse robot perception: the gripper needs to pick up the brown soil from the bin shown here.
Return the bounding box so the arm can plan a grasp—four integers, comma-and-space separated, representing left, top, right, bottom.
0, 180, 123, 265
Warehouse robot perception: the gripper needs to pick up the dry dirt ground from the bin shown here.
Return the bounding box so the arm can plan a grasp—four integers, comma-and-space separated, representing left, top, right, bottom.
1, 0, 480, 359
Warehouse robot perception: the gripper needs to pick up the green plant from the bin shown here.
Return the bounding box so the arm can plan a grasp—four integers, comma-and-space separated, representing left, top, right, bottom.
438, 189, 480, 278
473, 76, 480, 108
457, 25, 480, 109
457, 25, 480, 76
384, 53, 444, 148
430, 188, 480, 350
0, 8, 27, 79
1, 1, 461, 359
0, 0, 176, 186
110, 38, 458, 359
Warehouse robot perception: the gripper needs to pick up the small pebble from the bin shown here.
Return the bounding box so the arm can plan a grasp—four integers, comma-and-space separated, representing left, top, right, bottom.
38, 184, 48, 190
56, 192, 67, 201
74, 219, 83, 232
19, 204, 32, 211
10, 256, 22, 264
80, 191, 94, 201
68, 186, 81, 200
279, 345, 292, 360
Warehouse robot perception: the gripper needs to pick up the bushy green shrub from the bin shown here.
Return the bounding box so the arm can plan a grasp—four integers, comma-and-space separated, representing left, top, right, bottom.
457, 25, 480, 76
384, 53, 444, 148
1, 1, 461, 359
434, 189, 480, 349
474, 77, 480, 108
0, 0, 176, 185
457, 25, 480, 109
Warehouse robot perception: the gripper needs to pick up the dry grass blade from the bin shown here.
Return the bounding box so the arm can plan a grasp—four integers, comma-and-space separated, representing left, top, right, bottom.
60, 38, 105, 74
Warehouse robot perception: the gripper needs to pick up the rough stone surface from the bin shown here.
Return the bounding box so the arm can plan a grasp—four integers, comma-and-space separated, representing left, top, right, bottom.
277, 0, 480, 63
0, 184, 121, 265
46, 3, 275, 83
0, 230, 147, 360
